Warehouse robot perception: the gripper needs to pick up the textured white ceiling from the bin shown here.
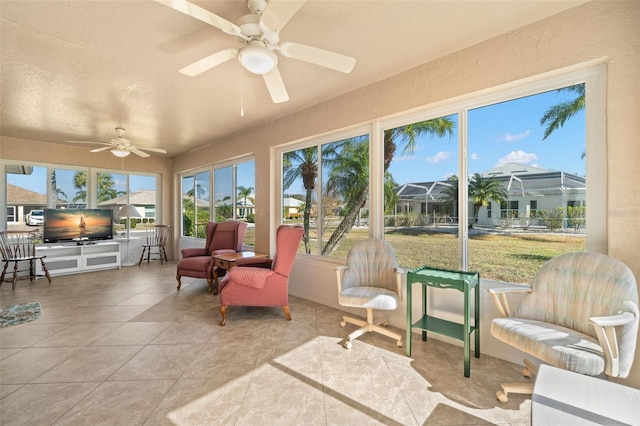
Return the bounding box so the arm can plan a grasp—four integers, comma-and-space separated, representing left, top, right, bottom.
0, 0, 587, 157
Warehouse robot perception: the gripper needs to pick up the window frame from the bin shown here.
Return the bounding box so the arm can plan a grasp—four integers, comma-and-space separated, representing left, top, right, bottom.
274, 63, 606, 272
178, 155, 255, 241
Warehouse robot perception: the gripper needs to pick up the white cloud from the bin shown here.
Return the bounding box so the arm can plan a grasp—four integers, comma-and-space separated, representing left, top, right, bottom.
425, 151, 452, 164
496, 150, 538, 166
471, 153, 480, 160
501, 130, 531, 142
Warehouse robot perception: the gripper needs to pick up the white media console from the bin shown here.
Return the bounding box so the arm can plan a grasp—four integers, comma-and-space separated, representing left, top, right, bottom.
36, 241, 121, 276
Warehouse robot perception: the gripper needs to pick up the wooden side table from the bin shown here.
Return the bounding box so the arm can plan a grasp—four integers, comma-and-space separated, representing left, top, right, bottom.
211, 251, 268, 294
406, 266, 480, 377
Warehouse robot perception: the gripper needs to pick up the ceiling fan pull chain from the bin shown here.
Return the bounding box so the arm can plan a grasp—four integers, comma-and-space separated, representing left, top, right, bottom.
240, 57, 245, 117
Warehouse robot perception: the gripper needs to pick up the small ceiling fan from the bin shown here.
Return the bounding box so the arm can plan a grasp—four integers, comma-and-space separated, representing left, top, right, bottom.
66, 127, 167, 158
155, 0, 356, 103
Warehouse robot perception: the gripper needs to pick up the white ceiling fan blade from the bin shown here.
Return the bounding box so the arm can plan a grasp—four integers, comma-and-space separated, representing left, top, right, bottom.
66, 140, 111, 146
135, 146, 168, 154
180, 48, 238, 76
154, 0, 244, 38
279, 42, 356, 74
90, 146, 112, 153
260, 0, 306, 32
129, 147, 151, 158
262, 67, 289, 103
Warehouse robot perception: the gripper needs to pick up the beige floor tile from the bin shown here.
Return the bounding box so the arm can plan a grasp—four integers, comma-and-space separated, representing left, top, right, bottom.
55, 380, 175, 425
32, 345, 143, 383
0, 382, 100, 425
0, 346, 82, 384
32, 322, 124, 347
108, 344, 202, 381
92, 321, 173, 345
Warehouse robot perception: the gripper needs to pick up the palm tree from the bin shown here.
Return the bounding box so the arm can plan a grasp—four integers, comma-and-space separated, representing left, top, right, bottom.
283, 147, 318, 253
50, 170, 67, 204
384, 117, 455, 170
322, 137, 369, 255
540, 83, 585, 140
468, 173, 507, 225
236, 185, 254, 218
72, 171, 87, 203
438, 175, 459, 219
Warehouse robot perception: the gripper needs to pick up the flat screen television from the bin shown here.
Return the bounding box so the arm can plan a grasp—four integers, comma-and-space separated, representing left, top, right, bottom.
43, 209, 113, 243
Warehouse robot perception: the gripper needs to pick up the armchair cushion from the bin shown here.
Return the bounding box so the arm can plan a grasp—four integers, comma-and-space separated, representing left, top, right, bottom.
225, 267, 277, 290
491, 317, 604, 376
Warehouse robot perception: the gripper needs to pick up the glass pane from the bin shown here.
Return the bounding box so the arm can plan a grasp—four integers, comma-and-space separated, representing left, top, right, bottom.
96, 172, 128, 237
467, 84, 586, 283
214, 167, 232, 223
182, 175, 195, 237
282, 146, 318, 254
321, 135, 370, 257
195, 171, 210, 238
384, 114, 459, 270
6, 164, 47, 230
51, 168, 86, 208
237, 160, 255, 247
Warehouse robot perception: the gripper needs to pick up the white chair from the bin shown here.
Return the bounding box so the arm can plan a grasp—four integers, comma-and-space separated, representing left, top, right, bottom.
336, 238, 403, 349
489, 251, 639, 402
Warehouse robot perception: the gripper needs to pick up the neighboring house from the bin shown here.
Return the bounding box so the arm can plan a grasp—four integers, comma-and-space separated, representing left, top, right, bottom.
235, 199, 254, 218
394, 163, 586, 227
97, 189, 157, 219
6, 183, 64, 224
283, 196, 304, 219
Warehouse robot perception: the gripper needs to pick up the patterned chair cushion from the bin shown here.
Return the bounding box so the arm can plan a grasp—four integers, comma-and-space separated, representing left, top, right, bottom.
491, 317, 605, 376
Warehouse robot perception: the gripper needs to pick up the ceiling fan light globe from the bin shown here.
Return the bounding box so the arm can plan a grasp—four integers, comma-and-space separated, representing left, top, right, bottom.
239, 45, 277, 74
111, 148, 130, 158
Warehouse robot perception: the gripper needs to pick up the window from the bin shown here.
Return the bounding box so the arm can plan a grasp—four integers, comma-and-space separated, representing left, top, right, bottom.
179, 158, 255, 245
4, 162, 160, 238
181, 171, 210, 238
282, 133, 370, 256
276, 66, 601, 286
384, 113, 460, 271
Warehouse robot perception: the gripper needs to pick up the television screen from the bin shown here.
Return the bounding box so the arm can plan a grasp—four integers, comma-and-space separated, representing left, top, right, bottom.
43, 209, 113, 243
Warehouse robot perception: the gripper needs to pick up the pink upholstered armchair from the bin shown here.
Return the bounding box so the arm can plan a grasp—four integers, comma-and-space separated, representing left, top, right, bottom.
176, 220, 248, 293
218, 225, 304, 326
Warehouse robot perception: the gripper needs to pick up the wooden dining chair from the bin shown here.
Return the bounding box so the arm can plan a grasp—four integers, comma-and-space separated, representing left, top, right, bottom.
138, 224, 171, 265
0, 230, 51, 289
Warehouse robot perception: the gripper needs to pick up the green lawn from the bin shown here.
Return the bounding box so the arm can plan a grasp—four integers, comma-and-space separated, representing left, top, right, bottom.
299, 225, 585, 284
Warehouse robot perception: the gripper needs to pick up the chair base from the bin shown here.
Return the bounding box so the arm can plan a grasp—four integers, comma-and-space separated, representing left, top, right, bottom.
496, 358, 538, 402
341, 308, 402, 349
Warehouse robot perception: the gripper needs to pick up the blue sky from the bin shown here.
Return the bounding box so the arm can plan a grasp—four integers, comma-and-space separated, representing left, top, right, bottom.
388, 87, 585, 184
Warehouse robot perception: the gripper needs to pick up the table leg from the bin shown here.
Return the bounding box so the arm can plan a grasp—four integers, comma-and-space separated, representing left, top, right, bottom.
464, 285, 470, 378
211, 267, 218, 294
422, 284, 427, 342
406, 279, 412, 357
475, 280, 480, 358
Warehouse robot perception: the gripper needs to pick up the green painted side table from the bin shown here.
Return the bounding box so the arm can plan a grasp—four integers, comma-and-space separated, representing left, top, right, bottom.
406, 266, 480, 377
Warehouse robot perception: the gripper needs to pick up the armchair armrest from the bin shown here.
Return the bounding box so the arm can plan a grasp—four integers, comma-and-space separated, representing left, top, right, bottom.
335, 265, 348, 293
590, 308, 638, 377
181, 247, 208, 258
488, 285, 532, 318
228, 266, 276, 289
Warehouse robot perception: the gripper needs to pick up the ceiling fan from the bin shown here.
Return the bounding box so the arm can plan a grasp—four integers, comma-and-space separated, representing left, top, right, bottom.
155, 0, 356, 103
66, 127, 168, 158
